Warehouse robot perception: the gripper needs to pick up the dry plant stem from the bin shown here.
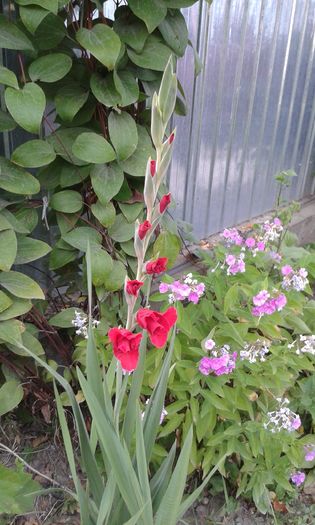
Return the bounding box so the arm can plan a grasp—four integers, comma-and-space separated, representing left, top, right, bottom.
0, 443, 76, 499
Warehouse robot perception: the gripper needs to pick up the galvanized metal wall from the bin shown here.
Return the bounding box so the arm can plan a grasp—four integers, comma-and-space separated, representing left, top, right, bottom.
170, 0, 315, 238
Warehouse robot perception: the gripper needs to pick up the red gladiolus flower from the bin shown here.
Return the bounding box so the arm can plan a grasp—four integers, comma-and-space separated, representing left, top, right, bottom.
146, 257, 168, 275
138, 220, 151, 240
126, 279, 143, 296
136, 307, 177, 348
108, 327, 142, 371
169, 132, 175, 144
159, 193, 171, 213
150, 159, 156, 177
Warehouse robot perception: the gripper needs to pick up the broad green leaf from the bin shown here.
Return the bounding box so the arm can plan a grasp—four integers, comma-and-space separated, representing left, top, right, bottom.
153, 231, 181, 268
90, 248, 113, 287
0, 464, 41, 515
20, 5, 50, 34
113, 7, 148, 52
55, 84, 89, 122
0, 297, 32, 321
33, 13, 66, 50
15, 208, 38, 233
119, 202, 143, 223
113, 69, 139, 107
0, 291, 12, 313
0, 109, 16, 132
15, 236, 51, 264
60, 162, 90, 188
103, 260, 126, 291
29, 53, 72, 83
0, 212, 13, 231
0, 66, 19, 89
108, 213, 134, 242
0, 271, 45, 299
56, 212, 80, 235
0, 208, 30, 233
16, 0, 58, 13
0, 380, 23, 417
128, 35, 172, 71
120, 240, 136, 257
0, 14, 34, 51
49, 247, 77, 270
5, 83, 45, 134
0, 319, 23, 346
119, 125, 155, 177
91, 162, 124, 203
63, 227, 102, 252
47, 127, 92, 166
0, 158, 40, 195
90, 72, 121, 107
91, 200, 116, 228
50, 190, 83, 213
72, 132, 116, 164
128, 0, 167, 33
108, 111, 138, 161
50, 307, 85, 328
11, 139, 56, 168
0, 230, 17, 271
76, 25, 121, 70
14, 330, 44, 356
158, 10, 188, 57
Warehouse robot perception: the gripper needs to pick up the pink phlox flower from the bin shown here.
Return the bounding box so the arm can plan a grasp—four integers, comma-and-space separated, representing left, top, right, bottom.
159, 282, 170, 293
188, 291, 200, 304
205, 338, 215, 350
253, 290, 270, 306
304, 445, 315, 462
245, 237, 256, 248
274, 293, 287, 311
226, 254, 236, 266
291, 471, 305, 487
281, 265, 293, 276
257, 241, 265, 251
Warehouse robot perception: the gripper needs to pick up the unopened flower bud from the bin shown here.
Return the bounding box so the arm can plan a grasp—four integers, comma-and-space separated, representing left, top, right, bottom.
159, 193, 171, 213
138, 220, 152, 240
150, 160, 156, 177
168, 132, 175, 144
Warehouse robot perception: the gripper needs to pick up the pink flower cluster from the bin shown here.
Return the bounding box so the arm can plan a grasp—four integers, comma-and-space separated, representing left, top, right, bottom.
251, 290, 287, 317
199, 341, 237, 376
159, 273, 205, 304
291, 471, 305, 486
281, 265, 309, 292
225, 254, 245, 275
262, 217, 283, 241
221, 228, 243, 246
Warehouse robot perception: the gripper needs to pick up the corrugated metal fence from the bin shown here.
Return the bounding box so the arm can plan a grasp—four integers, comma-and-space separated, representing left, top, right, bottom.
170, 0, 315, 238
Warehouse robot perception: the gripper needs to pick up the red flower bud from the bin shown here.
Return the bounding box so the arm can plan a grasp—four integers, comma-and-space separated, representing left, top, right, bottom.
168, 132, 175, 144
126, 279, 144, 296
159, 193, 171, 213
146, 257, 168, 275
150, 159, 156, 177
138, 220, 151, 240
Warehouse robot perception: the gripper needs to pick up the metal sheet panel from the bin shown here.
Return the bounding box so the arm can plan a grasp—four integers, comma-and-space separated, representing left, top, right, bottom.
169, 0, 315, 238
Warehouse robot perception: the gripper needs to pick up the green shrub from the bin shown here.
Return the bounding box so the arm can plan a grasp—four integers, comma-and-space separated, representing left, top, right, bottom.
143, 213, 315, 514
